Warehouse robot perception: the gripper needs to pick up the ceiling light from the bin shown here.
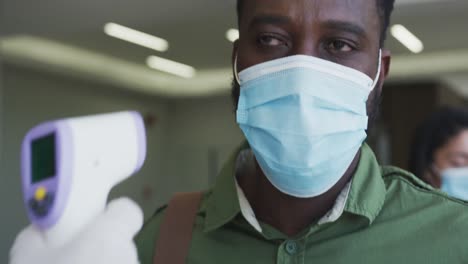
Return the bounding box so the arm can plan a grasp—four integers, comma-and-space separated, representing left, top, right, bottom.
104, 22, 169, 52
146, 55, 196, 78
391, 24, 424, 54
226, 29, 239, 42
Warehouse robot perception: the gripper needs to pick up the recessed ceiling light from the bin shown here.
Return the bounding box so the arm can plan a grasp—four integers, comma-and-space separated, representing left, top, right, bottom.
146, 55, 196, 78
104, 22, 169, 52
226, 29, 239, 42
391, 24, 424, 54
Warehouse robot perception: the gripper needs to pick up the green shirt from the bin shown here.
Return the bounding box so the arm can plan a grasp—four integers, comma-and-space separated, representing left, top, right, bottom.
136, 143, 468, 263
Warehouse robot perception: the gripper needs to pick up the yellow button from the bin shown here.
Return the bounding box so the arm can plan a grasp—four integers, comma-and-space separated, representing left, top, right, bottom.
34, 187, 47, 201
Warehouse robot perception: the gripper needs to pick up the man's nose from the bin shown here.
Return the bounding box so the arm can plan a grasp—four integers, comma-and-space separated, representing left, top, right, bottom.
289, 35, 321, 58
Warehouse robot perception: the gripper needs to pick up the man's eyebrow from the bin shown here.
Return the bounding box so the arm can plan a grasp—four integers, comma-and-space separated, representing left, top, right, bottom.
321, 20, 367, 37
249, 14, 291, 29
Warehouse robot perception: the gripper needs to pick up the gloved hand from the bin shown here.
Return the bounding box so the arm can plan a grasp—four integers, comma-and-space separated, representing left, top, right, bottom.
9, 198, 143, 264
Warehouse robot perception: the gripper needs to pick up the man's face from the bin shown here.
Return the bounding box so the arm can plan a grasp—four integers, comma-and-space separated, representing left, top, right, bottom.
232, 0, 391, 122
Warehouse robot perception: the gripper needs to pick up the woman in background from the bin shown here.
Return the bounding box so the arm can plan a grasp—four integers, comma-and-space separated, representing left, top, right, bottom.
409, 106, 468, 200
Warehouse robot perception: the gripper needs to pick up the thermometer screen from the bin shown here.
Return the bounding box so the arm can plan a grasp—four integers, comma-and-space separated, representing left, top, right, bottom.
31, 133, 56, 183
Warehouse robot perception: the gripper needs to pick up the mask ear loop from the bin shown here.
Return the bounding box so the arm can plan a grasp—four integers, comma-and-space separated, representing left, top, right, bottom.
234, 53, 241, 85
370, 49, 383, 90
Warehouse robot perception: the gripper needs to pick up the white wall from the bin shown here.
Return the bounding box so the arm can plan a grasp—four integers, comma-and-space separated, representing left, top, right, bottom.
0, 61, 4, 176
0, 61, 6, 259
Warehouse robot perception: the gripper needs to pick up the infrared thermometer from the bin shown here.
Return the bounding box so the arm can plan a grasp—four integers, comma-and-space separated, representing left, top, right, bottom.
21, 111, 146, 247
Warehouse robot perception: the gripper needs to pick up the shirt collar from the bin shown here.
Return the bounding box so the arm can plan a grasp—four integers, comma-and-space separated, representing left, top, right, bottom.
344, 143, 386, 225
203, 142, 248, 233
203, 142, 386, 233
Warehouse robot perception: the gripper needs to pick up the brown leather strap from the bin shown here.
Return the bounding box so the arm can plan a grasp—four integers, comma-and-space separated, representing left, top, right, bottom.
153, 192, 203, 264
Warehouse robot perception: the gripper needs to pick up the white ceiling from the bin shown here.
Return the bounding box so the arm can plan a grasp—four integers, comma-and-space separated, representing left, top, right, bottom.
1, 0, 468, 97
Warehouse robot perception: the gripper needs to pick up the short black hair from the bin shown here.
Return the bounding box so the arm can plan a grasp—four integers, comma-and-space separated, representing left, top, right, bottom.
236, 0, 395, 45
409, 106, 468, 180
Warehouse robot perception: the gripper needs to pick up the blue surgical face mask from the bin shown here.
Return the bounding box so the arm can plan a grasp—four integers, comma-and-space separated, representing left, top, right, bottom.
441, 167, 468, 200
234, 52, 381, 198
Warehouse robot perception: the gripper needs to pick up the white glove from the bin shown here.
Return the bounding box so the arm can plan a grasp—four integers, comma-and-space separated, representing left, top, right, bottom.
9, 198, 143, 264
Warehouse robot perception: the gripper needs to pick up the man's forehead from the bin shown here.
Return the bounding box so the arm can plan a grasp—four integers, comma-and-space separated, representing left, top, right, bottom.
240, 0, 378, 29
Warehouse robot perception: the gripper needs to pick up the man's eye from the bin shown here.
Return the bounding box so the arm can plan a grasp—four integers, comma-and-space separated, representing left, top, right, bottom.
326, 40, 354, 52
257, 35, 286, 47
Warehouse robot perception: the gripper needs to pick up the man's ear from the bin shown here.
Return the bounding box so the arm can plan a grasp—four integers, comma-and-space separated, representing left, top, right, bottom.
374, 49, 391, 95
232, 40, 239, 71
381, 49, 391, 79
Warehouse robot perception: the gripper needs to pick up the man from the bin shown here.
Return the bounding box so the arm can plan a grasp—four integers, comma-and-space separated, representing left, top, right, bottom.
137, 0, 468, 263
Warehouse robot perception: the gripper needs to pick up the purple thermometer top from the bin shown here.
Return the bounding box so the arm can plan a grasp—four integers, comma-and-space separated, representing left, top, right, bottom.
21, 111, 146, 229
21, 120, 73, 229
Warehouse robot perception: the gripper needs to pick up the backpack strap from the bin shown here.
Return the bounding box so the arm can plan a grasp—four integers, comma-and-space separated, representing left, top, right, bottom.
153, 192, 203, 264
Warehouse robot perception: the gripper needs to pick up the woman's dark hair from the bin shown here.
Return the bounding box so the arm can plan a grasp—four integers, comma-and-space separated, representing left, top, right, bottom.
409, 106, 468, 179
